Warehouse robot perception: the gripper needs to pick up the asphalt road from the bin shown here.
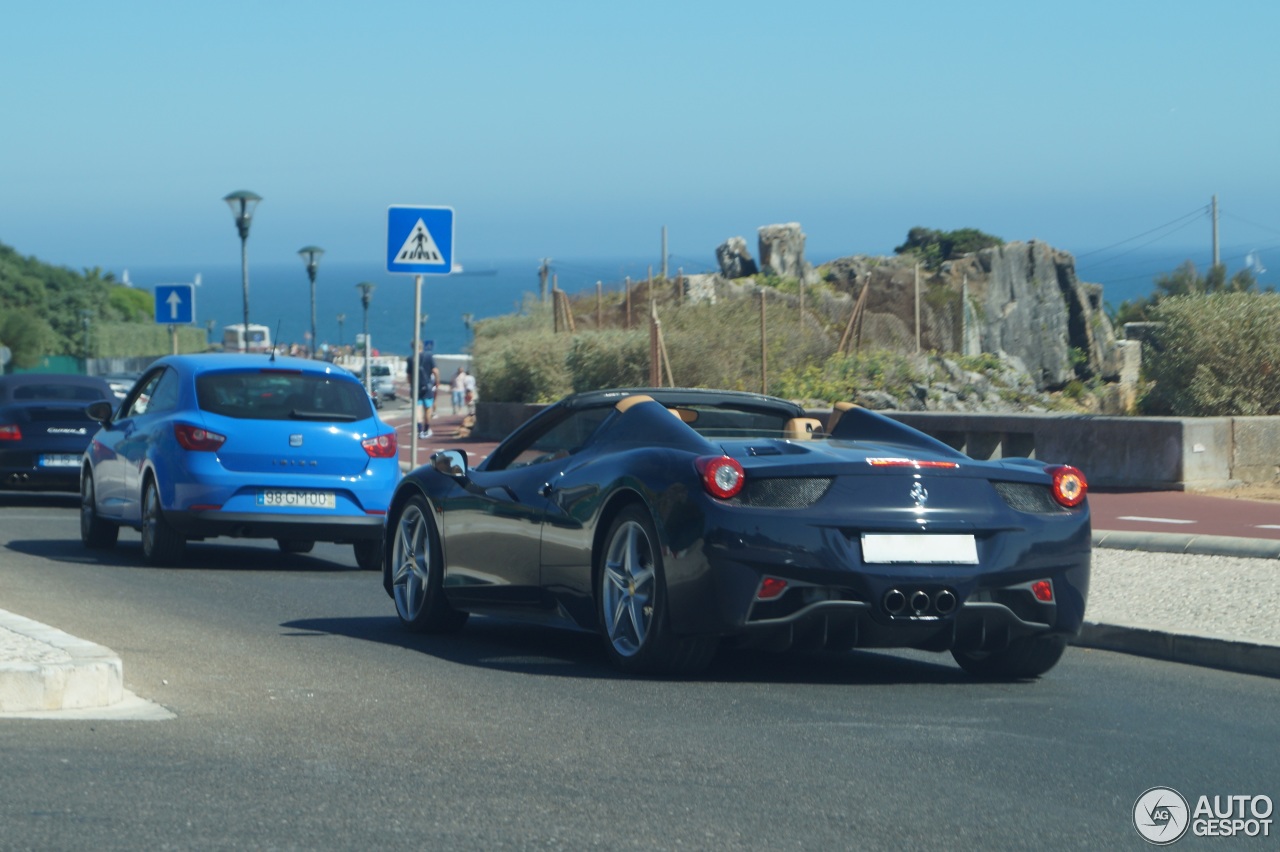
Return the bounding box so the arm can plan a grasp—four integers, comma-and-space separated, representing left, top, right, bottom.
2, 496, 1278, 850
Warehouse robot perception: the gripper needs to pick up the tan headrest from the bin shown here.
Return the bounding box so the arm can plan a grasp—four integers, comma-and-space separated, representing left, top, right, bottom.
784, 417, 824, 440
826, 401, 858, 433
615, 394, 655, 413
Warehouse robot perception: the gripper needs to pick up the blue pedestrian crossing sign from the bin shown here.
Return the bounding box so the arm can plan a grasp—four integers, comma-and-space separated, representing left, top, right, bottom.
154, 284, 195, 325
387, 205, 454, 275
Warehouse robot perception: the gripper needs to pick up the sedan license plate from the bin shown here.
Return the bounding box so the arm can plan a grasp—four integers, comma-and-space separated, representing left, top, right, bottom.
256, 489, 335, 509
39, 454, 81, 468
861, 533, 978, 564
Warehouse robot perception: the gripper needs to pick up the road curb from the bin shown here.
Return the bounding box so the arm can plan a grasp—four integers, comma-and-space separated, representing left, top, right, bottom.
1073, 622, 1280, 679
0, 610, 123, 712
1093, 530, 1280, 559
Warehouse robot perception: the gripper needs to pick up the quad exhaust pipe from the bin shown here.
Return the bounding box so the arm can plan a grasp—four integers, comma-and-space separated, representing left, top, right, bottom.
882, 587, 959, 617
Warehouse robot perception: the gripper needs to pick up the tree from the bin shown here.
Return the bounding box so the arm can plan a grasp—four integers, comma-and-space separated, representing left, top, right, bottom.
894, 227, 1003, 270
1112, 261, 1261, 324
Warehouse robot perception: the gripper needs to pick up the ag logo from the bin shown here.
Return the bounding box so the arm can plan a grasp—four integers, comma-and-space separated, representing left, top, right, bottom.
1134, 787, 1190, 844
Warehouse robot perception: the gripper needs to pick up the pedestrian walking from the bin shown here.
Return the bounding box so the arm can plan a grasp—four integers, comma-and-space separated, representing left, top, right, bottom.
464, 370, 477, 416
450, 367, 467, 415
406, 341, 439, 438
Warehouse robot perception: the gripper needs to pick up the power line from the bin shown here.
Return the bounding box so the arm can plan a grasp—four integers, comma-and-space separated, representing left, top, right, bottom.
1076, 215, 1207, 272
1073, 206, 1207, 262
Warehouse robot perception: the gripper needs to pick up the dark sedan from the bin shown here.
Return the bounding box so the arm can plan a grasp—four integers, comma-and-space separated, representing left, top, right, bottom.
0, 374, 115, 491
382, 388, 1091, 678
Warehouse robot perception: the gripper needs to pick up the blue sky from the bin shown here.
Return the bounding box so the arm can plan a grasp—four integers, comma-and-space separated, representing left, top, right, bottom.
3, 0, 1278, 273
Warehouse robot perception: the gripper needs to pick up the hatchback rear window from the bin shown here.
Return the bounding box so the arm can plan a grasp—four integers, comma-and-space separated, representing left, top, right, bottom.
196, 371, 373, 422
12, 383, 109, 402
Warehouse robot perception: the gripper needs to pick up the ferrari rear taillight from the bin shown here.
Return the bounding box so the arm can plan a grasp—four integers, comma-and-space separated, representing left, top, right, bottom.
362, 432, 398, 458
695, 455, 745, 499
174, 423, 226, 451
1047, 464, 1087, 508
756, 577, 788, 600
0, 424, 20, 441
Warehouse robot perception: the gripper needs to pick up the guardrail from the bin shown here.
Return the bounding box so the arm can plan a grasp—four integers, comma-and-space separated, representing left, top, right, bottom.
475, 403, 1280, 490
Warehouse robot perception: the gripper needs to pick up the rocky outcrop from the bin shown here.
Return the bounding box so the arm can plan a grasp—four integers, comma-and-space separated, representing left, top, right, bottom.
820, 241, 1120, 391
715, 237, 758, 279
758, 223, 818, 285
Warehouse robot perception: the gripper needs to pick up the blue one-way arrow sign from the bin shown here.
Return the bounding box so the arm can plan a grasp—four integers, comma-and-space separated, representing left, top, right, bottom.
387, 205, 454, 275
155, 284, 195, 325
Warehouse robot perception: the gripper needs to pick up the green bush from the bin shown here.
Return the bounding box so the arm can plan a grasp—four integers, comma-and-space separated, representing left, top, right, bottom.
473, 329, 573, 403
566, 330, 649, 391
773, 351, 925, 403
1140, 293, 1280, 415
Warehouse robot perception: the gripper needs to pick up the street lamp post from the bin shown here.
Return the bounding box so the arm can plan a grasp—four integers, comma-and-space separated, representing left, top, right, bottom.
356, 282, 375, 394
298, 246, 324, 358
337, 313, 345, 348
223, 190, 262, 351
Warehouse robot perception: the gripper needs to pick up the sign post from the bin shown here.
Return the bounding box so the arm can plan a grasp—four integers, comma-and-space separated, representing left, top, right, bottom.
154, 284, 196, 355
387, 206, 455, 468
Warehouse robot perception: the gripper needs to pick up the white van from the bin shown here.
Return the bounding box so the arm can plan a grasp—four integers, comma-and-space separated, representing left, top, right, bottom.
222, 323, 272, 353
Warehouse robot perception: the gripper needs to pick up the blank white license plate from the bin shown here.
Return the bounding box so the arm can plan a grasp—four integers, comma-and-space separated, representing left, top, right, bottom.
256, 489, 335, 509
861, 534, 978, 564
39, 454, 81, 468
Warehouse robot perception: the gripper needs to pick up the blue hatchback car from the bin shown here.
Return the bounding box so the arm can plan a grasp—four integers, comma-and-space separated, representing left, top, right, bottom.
80, 353, 401, 568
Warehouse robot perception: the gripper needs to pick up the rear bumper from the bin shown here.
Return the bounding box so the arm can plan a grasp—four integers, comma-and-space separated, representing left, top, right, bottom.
732, 598, 1069, 653
0, 464, 80, 492
164, 510, 385, 542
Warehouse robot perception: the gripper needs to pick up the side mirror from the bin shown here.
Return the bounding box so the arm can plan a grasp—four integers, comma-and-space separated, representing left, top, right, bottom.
86, 400, 114, 425
431, 449, 468, 480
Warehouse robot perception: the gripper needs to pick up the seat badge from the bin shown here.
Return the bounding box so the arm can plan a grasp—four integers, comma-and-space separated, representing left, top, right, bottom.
909, 481, 928, 507
289, 434, 304, 447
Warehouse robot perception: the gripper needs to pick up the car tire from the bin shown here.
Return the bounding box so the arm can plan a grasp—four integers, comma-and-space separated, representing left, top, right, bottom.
354, 539, 383, 572
596, 505, 717, 675
951, 634, 1068, 679
80, 469, 119, 550
388, 496, 467, 632
141, 477, 185, 567
277, 539, 315, 554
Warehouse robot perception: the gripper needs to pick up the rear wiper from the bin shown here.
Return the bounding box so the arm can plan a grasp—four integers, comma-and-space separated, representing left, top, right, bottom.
290, 409, 358, 422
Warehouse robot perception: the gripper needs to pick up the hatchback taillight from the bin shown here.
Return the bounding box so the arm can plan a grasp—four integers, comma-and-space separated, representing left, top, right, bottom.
174, 423, 226, 451
362, 432, 398, 458
695, 455, 745, 499
0, 424, 20, 441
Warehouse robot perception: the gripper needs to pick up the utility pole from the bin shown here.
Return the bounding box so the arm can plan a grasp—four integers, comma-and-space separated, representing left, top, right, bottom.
661, 226, 668, 280
914, 263, 922, 353
759, 288, 768, 395
1212, 195, 1220, 268
539, 259, 551, 302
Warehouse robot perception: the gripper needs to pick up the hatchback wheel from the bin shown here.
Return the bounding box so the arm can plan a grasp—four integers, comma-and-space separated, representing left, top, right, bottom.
354, 539, 383, 571
141, 477, 185, 566
389, 496, 467, 632
597, 505, 716, 675
80, 469, 118, 549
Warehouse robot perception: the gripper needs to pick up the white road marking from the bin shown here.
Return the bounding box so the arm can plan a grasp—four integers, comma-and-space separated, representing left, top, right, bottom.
1116, 515, 1196, 525
1255, 524, 1280, 530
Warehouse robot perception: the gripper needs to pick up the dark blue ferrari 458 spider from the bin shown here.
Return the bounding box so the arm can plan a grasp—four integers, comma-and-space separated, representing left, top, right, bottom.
382, 388, 1090, 678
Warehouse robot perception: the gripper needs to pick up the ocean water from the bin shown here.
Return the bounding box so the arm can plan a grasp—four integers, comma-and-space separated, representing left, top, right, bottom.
120, 245, 1257, 357
122, 257, 672, 357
